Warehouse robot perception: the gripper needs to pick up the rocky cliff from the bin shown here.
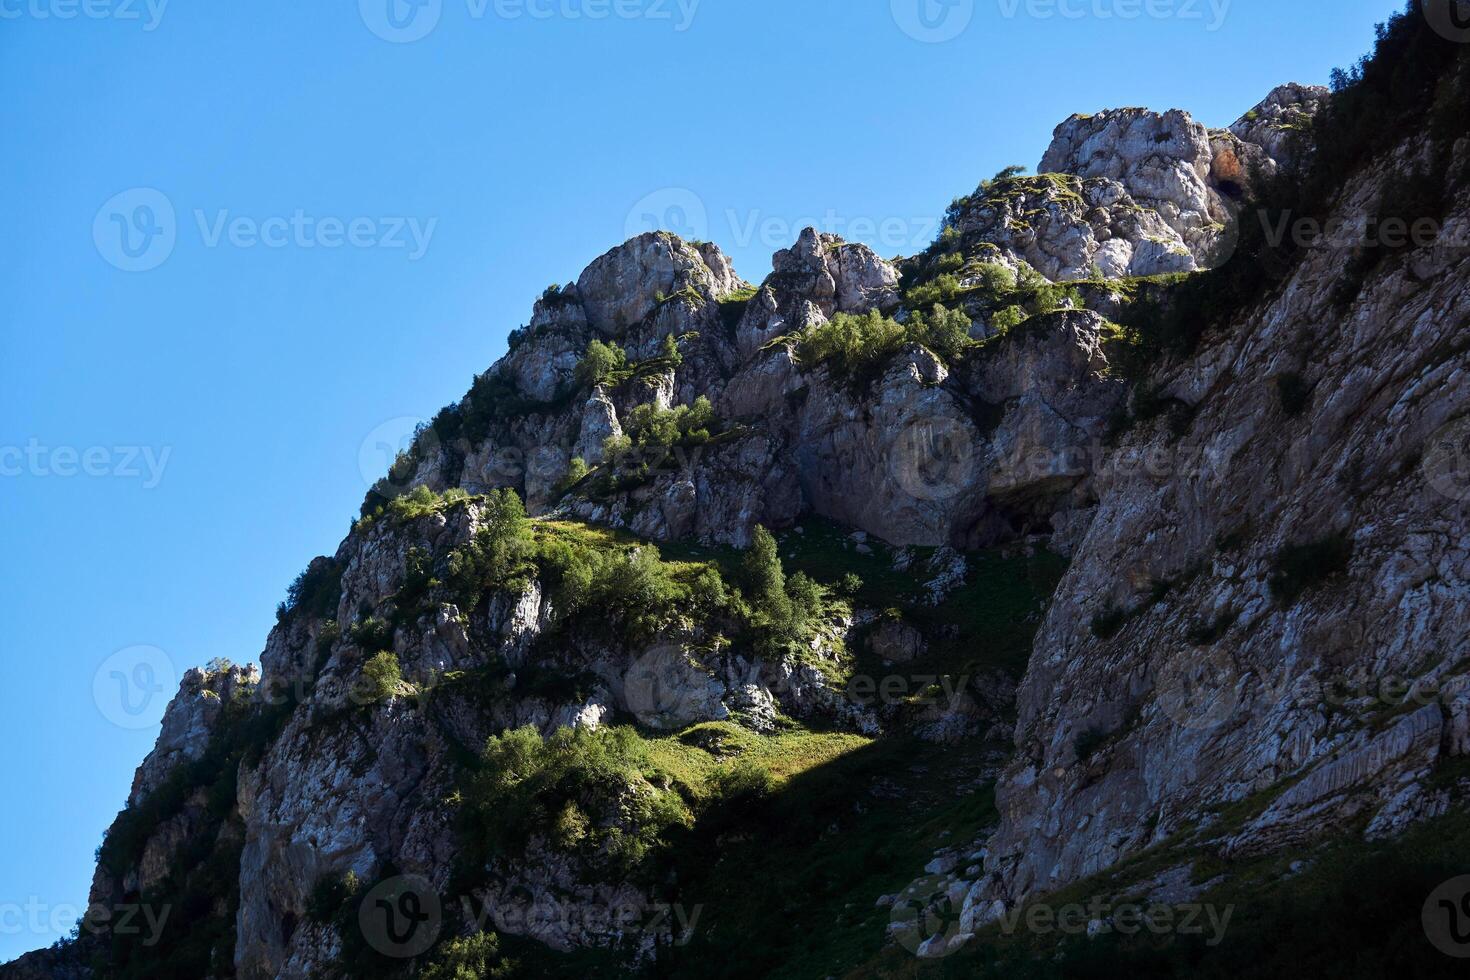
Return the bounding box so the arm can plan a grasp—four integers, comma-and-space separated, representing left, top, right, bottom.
12, 6, 1470, 978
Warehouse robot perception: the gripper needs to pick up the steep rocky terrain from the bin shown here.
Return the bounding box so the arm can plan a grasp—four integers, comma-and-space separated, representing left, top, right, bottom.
10, 5, 1470, 978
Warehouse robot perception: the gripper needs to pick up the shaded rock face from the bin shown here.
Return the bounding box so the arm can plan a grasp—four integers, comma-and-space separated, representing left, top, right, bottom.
222, 501, 874, 975
972, 134, 1470, 913
130, 664, 259, 808
67, 76, 1470, 980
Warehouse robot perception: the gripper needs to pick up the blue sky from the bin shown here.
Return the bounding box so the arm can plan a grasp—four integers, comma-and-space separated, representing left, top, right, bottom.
0, 0, 1400, 961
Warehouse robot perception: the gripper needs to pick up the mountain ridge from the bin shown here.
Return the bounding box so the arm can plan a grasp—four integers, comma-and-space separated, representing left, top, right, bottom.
11, 5, 1470, 976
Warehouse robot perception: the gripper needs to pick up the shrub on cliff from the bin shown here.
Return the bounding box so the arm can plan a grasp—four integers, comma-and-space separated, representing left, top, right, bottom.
906, 304, 973, 362
420, 933, 518, 980
276, 558, 343, 623
462, 725, 690, 874
360, 652, 404, 702
798, 310, 907, 388
739, 526, 826, 654
445, 489, 536, 608
574, 338, 627, 388
598, 396, 721, 488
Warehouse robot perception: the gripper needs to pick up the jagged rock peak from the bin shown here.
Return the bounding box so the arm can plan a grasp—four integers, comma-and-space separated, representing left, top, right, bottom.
1228, 81, 1331, 168
130, 662, 259, 808
571, 231, 745, 336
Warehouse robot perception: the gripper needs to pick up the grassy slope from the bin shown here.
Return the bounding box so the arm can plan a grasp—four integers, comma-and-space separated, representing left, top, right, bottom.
483, 517, 1066, 980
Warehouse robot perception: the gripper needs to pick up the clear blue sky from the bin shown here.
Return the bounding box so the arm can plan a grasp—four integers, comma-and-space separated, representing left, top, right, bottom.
0, 0, 1400, 961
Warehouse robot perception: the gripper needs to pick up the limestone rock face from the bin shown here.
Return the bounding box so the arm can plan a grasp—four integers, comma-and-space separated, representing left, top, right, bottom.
576, 231, 740, 336
72, 77, 1470, 980
948, 174, 1199, 281
1228, 82, 1331, 171
130, 664, 259, 807
220, 498, 880, 975
735, 228, 901, 361
973, 135, 1470, 913
1039, 107, 1236, 267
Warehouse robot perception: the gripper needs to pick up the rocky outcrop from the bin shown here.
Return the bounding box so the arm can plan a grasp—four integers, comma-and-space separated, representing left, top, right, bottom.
971, 131, 1470, 916
1039, 107, 1238, 267
129, 663, 259, 807
227, 498, 881, 975
45, 61, 1470, 980
1228, 82, 1331, 173
734, 228, 902, 360
947, 174, 1200, 280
